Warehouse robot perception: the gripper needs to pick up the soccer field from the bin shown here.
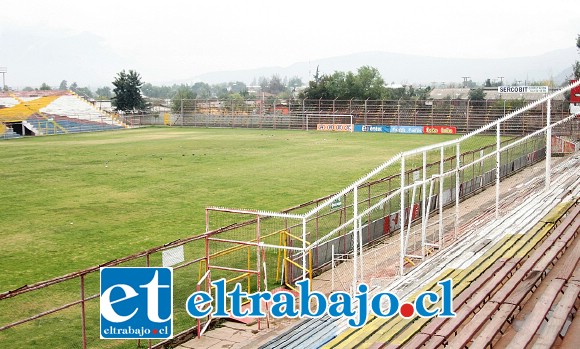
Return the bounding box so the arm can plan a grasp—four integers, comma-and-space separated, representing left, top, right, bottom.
0, 127, 461, 290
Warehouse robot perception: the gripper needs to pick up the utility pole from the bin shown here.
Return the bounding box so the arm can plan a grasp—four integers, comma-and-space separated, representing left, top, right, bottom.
498, 76, 504, 85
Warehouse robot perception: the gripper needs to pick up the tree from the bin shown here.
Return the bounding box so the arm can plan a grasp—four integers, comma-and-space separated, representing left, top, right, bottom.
229, 81, 247, 95
287, 76, 303, 91
76, 86, 94, 99
39, 83, 51, 90
300, 65, 388, 100
95, 86, 112, 100
468, 88, 486, 100
353, 66, 386, 100
141, 83, 174, 99
211, 83, 229, 99
59, 80, 68, 90
258, 77, 269, 92
70, 82, 78, 92
192, 82, 211, 99
111, 70, 147, 112
224, 93, 246, 112
171, 87, 196, 113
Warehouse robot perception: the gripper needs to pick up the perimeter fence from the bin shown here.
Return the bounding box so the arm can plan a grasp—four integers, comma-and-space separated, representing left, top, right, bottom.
135, 97, 573, 135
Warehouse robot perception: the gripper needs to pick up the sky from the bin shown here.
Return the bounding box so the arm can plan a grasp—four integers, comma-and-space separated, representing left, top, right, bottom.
0, 0, 578, 88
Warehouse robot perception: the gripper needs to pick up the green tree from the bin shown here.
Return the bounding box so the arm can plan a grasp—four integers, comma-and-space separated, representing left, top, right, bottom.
224, 93, 246, 112
112, 70, 147, 112
59, 80, 68, 90
268, 75, 286, 95
171, 87, 196, 113
70, 82, 78, 92
95, 86, 112, 100
287, 76, 303, 91
39, 83, 51, 90
258, 77, 269, 92
76, 86, 94, 99
468, 88, 486, 100
211, 83, 229, 99
141, 83, 174, 99
192, 82, 211, 99
300, 65, 388, 100
23, 86, 34, 91
229, 81, 248, 95
354, 66, 386, 99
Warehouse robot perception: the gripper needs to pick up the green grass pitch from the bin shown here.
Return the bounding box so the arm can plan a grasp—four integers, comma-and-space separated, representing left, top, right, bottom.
0, 127, 463, 290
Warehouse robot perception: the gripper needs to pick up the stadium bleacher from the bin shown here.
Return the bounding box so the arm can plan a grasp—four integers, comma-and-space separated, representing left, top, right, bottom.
254, 155, 580, 349
0, 96, 20, 108
0, 91, 126, 138
40, 94, 125, 128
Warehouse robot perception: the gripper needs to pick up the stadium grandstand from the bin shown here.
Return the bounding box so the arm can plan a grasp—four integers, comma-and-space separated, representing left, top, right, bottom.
0, 90, 126, 139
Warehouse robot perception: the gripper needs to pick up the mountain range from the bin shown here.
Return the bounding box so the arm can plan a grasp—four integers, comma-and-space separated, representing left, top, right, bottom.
183, 48, 577, 87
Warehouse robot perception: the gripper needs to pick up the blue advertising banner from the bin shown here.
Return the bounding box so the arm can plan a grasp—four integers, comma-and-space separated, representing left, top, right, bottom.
390, 126, 424, 134
353, 125, 390, 133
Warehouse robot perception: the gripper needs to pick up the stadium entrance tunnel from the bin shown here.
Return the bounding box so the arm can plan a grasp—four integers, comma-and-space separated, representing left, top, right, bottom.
7, 122, 34, 136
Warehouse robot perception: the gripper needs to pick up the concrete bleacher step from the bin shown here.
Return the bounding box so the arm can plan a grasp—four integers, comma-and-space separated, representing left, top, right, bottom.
1, 126, 22, 139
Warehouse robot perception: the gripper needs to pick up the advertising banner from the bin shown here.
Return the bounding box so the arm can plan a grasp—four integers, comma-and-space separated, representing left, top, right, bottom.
390, 126, 424, 134
571, 80, 580, 103
317, 124, 353, 132
384, 203, 420, 233
551, 136, 577, 153
423, 126, 457, 135
353, 124, 390, 133
498, 86, 548, 94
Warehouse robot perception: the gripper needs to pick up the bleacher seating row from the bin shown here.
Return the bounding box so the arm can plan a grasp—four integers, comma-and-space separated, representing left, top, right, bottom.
316, 204, 580, 349
0, 97, 20, 108
26, 115, 123, 135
